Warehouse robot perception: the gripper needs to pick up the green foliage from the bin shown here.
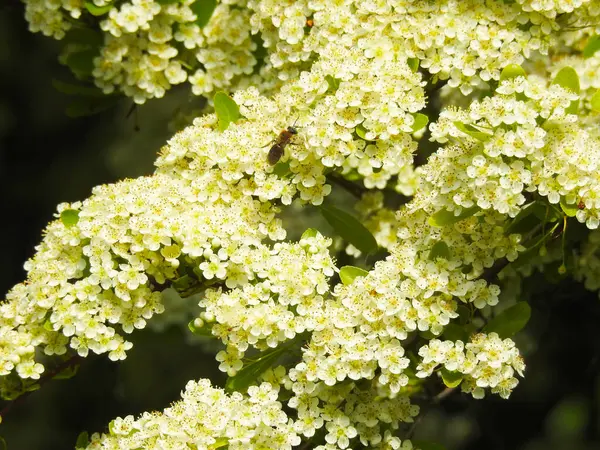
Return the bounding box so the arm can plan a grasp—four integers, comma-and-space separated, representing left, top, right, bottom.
428, 206, 480, 227
84, 1, 113, 16
442, 323, 471, 342
591, 89, 600, 112
225, 345, 288, 393
413, 440, 447, 450
552, 66, 580, 114
440, 367, 463, 388
191, 0, 218, 27
500, 64, 526, 81
483, 302, 531, 338
213, 91, 241, 131
453, 121, 492, 141
75, 432, 90, 449
60, 209, 80, 227
188, 319, 214, 337
583, 35, 600, 58
339, 266, 368, 285
320, 204, 378, 254
428, 241, 450, 260
560, 197, 578, 217
411, 112, 429, 132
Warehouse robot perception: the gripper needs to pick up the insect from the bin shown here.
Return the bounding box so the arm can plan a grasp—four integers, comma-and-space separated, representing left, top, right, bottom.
267, 120, 299, 165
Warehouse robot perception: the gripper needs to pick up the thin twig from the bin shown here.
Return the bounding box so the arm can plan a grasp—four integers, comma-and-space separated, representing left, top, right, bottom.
0, 355, 82, 421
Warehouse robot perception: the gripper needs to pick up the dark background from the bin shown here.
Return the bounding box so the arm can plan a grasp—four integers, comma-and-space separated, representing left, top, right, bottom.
1, 4, 599, 449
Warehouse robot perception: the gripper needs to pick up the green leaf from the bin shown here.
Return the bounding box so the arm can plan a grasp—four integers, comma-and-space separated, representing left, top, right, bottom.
591, 89, 600, 113
440, 367, 463, 388
191, 0, 217, 28
225, 346, 286, 393
52, 79, 104, 97
325, 75, 341, 92
505, 201, 546, 234
54, 364, 79, 380
75, 432, 89, 449
500, 64, 526, 81
560, 197, 578, 217
211, 438, 229, 449
339, 266, 369, 285
65, 96, 119, 118
301, 228, 319, 240
156, 0, 182, 3
407, 57, 419, 73
428, 241, 450, 260
188, 319, 214, 337
66, 49, 98, 77
442, 323, 469, 342
273, 161, 290, 177
60, 209, 80, 227
84, 1, 113, 16
63, 28, 103, 47
583, 35, 600, 58
411, 112, 429, 132
355, 123, 370, 140
552, 66, 580, 114
483, 302, 531, 338
428, 206, 480, 227
453, 121, 492, 142
213, 91, 240, 131
413, 440, 447, 450
320, 205, 378, 254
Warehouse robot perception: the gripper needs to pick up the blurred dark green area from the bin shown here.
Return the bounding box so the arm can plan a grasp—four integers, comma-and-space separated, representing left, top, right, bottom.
0, 4, 599, 450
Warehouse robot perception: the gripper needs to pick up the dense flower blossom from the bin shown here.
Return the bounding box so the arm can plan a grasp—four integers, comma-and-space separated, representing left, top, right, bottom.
7, 0, 600, 448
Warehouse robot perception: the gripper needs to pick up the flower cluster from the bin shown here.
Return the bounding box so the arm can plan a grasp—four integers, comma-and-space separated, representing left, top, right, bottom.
81, 379, 301, 450
23, 0, 600, 101
416, 333, 526, 399
427, 74, 600, 228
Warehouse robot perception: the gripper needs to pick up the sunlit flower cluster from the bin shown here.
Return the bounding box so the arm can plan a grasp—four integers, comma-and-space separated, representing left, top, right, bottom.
81, 379, 301, 450
427, 75, 600, 228
416, 333, 525, 399
23, 0, 600, 101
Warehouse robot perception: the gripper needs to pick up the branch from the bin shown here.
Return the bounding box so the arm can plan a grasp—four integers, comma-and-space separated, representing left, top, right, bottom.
0, 355, 82, 421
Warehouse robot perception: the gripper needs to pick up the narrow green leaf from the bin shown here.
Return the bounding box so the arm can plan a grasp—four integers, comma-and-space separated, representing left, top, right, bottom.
583, 35, 600, 58
413, 440, 447, 450
440, 367, 463, 388
213, 91, 240, 131
428, 241, 450, 260
411, 112, 429, 132
339, 266, 368, 285
320, 205, 378, 254
483, 302, 531, 338
552, 66, 580, 114
225, 346, 286, 393
75, 432, 90, 449
407, 57, 419, 73
505, 201, 546, 234
84, 1, 113, 16
60, 209, 80, 227
500, 64, 526, 81
560, 197, 578, 217
454, 121, 492, 142
428, 206, 480, 227
52, 79, 104, 97
442, 323, 469, 342
191, 0, 217, 28
591, 89, 600, 113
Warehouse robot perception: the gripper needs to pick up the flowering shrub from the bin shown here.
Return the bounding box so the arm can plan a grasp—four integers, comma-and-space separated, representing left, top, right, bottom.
4, 0, 600, 448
